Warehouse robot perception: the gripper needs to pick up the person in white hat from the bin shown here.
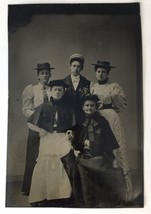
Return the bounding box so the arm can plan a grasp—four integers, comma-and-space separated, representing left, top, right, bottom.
64, 54, 90, 124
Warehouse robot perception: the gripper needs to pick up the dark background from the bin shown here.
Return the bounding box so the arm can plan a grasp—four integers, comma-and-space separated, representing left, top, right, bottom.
7, 4, 143, 189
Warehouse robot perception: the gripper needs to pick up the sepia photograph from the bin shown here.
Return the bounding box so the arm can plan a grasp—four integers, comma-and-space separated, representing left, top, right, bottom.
5, 2, 143, 208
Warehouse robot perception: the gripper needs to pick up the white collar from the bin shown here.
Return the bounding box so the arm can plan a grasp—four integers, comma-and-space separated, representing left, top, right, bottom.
71, 74, 80, 81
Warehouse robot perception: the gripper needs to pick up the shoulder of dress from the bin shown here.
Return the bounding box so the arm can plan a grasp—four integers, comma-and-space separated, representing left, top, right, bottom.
33, 83, 42, 89
90, 82, 98, 94
90, 81, 97, 86
110, 82, 120, 88
24, 84, 33, 90
98, 116, 109, 128
22, 84, 33, 94
22, 84, 34, 100
94, 111, 106, 121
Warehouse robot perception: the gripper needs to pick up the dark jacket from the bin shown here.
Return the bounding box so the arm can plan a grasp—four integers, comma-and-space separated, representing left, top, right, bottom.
63, 75, 90, 124
28, 96, 75, 133
64, 74, 90, 96
72, 112, 119, 158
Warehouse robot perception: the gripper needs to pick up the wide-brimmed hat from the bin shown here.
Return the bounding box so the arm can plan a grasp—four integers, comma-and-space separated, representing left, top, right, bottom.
48, 80, 69, 88
91, 60, 116, 69
69, 54, 84, 64
34, 62, 55, 70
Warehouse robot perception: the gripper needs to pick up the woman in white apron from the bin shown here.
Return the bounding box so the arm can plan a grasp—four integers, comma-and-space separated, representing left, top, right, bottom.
27, 80, 77, 207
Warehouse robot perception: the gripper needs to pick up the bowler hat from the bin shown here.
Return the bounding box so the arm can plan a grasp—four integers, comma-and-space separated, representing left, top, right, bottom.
34, 62, 55, 70
48, 80, 69, 88
91, 60, 116, 69
69, 54, 84, 64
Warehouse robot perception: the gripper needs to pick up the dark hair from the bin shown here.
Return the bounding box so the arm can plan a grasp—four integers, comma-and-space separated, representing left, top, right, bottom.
48, 79, 69, 88
70, 58, 84, 70
94, 66, 110, 73
37, 69, 51, 75
82, 94, 100, 109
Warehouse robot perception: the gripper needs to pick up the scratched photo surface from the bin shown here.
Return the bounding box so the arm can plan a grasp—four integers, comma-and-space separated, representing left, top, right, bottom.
6, 3, 143, 208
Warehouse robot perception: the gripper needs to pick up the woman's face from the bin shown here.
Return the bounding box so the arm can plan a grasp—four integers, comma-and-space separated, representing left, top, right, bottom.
37, 69, 51, 85
51, 86, 65, 100
69, 60, 83, 76
83, 100, 96, 116
95, 67, 109, 81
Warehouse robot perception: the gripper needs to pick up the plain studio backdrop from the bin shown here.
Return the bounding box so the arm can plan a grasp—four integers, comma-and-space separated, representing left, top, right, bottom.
7, 4, 143, 199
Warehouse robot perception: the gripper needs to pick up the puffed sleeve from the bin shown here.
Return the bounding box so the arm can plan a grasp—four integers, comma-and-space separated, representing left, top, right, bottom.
90, 81, 95, 94
22, 85, 35, 119
111, 83, 128, 112
27, 105, 45, 133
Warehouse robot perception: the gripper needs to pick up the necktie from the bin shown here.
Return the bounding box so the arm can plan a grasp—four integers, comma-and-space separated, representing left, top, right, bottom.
43, 86, 48, 103
83, 118, 96, 142
53, 111, 58, 132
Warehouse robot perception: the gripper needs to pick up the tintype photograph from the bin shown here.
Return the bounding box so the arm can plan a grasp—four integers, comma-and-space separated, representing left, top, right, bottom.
6, 3, 143, 208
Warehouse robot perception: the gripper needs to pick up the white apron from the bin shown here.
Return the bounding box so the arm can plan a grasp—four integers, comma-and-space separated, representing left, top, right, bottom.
29, 132, 72, 203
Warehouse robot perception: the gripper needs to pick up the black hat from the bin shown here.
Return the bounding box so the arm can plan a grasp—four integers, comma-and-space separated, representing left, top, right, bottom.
48, 80, 69, 88
69, 54, 84, 64
91, 60, 116, 69
81, 94, 100, 105
34, 62, 55, 70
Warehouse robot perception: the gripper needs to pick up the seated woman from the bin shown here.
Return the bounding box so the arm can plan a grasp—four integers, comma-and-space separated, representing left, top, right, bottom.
72, 94, 126, 208
27, 80, 77, 207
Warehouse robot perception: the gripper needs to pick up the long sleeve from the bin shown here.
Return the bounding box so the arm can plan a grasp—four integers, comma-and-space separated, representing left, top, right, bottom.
27, 122, 44, 133
102, 118, 119, 153
111, 83, 128, 112
22, 85, 35, 119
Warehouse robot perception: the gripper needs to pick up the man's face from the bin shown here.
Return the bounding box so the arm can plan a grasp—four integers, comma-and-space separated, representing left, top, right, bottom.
51, 86, 64, 100
69, 60, 82, 76
37, 69, 51, 85
83, 100, 96, 116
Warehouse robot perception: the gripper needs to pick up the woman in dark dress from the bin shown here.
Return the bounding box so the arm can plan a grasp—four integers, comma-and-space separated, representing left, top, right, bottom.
72, 95, 126, 208
27, 80, 78, 207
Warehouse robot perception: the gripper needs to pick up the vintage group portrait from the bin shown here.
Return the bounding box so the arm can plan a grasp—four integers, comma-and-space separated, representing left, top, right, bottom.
6, 3, 143, 208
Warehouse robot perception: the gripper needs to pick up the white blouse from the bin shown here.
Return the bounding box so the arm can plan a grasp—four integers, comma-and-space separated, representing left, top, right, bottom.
22, 82, 51, 119
90, 82, 127, 112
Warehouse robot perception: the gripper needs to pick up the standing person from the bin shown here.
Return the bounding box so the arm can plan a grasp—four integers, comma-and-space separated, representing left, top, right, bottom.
22, 62, 54, 195
27, 80, 77, 207
64, 54, 90, 124
90, 60, 132, 192
72, 95, 125, 208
